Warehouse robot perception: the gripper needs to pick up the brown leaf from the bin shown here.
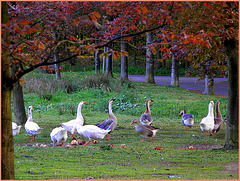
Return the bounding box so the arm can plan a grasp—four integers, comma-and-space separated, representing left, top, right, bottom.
18, 20, 31, 25
93, 12, 101, 18
38, 42, 45, 50
151, 46, 156, 55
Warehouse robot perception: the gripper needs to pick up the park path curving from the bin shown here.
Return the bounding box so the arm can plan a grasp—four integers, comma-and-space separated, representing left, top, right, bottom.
128, 75, 228, 97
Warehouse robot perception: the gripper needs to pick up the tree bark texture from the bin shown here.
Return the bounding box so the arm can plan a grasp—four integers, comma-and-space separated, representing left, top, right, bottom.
11, 62, 27, 125
1, 2, 15, 179
120, 38, 128, 83
145, 32, 155, 84
171, 54, 179, 87
105, 46, 113, 78
224, 38, 239, 150
12, 81, 27, 125
95, 51, 100, 75
203, 73, 214, 95
52, 27, 61, 79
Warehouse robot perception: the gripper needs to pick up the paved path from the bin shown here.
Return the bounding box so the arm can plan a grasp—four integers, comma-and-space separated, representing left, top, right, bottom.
128, 75, 228, 96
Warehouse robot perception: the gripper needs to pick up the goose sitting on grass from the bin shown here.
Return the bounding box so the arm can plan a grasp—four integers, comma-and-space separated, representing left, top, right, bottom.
213, 100, 223, 135
200, 101, 214, 137
25, 106, 42, 141
96, 98, 117, 140
130, 119, 158, 141
140, 99, 153, 126
179, 109, 194, 130
12, 122, 22, 137
60, 101, 86, 140
71, 124, 110, 145
50, 127, 68, 147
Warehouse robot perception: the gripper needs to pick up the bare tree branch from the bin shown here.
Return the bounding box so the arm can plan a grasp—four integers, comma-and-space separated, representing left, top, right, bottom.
95, 21, 166, 49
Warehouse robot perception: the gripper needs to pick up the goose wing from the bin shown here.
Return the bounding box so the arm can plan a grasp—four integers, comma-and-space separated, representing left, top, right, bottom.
96, 119, 114, 130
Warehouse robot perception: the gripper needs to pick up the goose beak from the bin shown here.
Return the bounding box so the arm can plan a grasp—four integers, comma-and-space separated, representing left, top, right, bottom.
112, 98, 116, 101
83, 101, 87, 104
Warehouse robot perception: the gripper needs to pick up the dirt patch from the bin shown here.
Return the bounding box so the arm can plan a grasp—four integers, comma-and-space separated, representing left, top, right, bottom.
176, 144, 224, 150
14, 142, 85, 147
189, 89, 228, 98
222, 162, 239, 174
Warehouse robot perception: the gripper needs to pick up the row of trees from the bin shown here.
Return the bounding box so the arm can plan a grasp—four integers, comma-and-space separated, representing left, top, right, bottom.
2, 2, 238, 179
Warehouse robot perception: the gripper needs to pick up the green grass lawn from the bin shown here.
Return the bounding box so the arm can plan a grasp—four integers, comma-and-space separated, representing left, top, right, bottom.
13, 72, 238, 180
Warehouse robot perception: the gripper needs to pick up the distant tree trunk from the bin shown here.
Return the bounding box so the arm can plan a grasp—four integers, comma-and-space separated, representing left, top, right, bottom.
145, 32, 155, 84
103, 47, 106, 74
202, 73, 214, 95
2, 2, 15, 179
95, 51, 100, 75
171, 54, 179, 87
120, 37, 128, 83
53, 48, 61, 79
156, 44, 162, 69
133, 36, 137, 66
52, 27, 61, 79
105, 45, 113, 78
224, 38, 239, 150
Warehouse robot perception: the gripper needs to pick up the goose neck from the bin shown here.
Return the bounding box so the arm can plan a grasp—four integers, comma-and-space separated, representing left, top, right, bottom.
108, 102, 116, 119
207, 103, 214, 117
76, 104, 83, 119
215, 102, 222, 118
145, 101, 151, 114
27, 110, 33, 122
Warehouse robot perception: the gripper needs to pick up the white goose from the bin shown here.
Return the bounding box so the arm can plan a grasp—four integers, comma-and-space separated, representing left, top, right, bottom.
179, 109, 194, 130
12, 122, 22, 137
200, 101, 214, 137
72, 124, 110, 145
50, 127, 68, 147
60, 101, 86, 140
96, 98, 117, 140
140, 99, 153, 126
25, 106, 42, 141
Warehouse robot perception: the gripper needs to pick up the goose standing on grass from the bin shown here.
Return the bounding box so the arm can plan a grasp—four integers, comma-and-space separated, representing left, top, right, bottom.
140, 99, 153, 126
60, 101, 86, 140
50, 127, 68, 147
130, 119, 158, 141
72, 124, 110, 145
199, 101, 214, 137
213, 100, 223, 135
12, 122, 22, 137
25, 106, 42, 141
179, 109, 194, 130
96, 98, 117, 140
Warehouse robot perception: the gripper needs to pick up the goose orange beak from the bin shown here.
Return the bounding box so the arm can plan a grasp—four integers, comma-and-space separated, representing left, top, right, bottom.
83, 101, 87, 104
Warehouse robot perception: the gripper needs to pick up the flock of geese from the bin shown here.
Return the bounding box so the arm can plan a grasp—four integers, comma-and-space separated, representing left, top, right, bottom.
12, 98, 223, 147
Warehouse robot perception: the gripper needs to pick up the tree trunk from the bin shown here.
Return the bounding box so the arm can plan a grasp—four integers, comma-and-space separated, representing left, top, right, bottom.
120, 37, 128, 83
54, 48, 61, 79
145, 32, 155, 84
171, 54, 179, 87
202, 73, 214, 95
1, 2, 15, 179
52, 27, 61, 79
133, 36, 137, 66
224, 38, 239, 150
102, 47, 106, 74
95, 50, 100, 75
11, 62, 27, 125
156, 44, 162, 69
105, 45, 113, 78
12, 81, 27, 125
